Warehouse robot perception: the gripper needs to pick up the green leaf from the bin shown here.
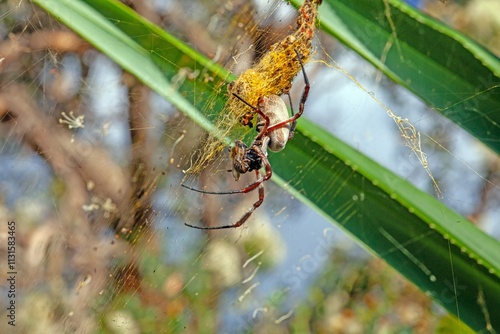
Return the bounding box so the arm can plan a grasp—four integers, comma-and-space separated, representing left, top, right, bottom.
35, 0, 222, 136
272, 118, 500, 332
316, 0, 500, 154
34, 0, 500, 332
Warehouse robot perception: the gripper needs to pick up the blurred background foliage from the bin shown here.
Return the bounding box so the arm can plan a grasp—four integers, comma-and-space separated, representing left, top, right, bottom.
0, 0, 498, 333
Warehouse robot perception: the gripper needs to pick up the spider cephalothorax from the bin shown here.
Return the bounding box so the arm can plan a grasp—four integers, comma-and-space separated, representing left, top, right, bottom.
229, 138, 268, 181
182, 50, 309, 229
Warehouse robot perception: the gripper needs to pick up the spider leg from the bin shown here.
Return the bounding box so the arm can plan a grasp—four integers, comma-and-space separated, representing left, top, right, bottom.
181, 182, 260, 195
285, 93, 297, 140
180, 146, 272, 195
232, 93, 270, 140
267, 49, 309, 133
184, 170, 265, 230
184, 155, 272, 229
287, 93, 295, 117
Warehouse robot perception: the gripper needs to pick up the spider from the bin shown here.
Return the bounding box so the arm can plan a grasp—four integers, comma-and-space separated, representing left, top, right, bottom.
182, 50, 309, 229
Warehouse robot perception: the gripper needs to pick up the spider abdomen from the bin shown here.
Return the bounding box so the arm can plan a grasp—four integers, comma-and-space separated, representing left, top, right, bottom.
257, 95, 290, 152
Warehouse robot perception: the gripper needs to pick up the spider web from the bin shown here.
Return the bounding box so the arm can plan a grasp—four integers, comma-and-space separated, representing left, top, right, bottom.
0, 0, 499, 333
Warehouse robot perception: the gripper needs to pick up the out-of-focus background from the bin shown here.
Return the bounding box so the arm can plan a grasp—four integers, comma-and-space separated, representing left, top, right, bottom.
0, 0, 498, 333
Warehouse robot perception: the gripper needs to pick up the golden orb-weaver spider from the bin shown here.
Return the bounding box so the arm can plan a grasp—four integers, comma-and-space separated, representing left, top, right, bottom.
182, 50, 309, 229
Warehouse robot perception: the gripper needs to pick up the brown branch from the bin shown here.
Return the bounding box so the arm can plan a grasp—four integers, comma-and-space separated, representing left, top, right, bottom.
0, 30, 89, 73
116, 73, 157, 232
0, 83, 133, 334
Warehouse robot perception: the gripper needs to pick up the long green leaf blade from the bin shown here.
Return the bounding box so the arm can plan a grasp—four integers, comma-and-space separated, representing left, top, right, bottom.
35, 0, 219, 135
273, 118, 500, 331
316, 0, 500, 154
